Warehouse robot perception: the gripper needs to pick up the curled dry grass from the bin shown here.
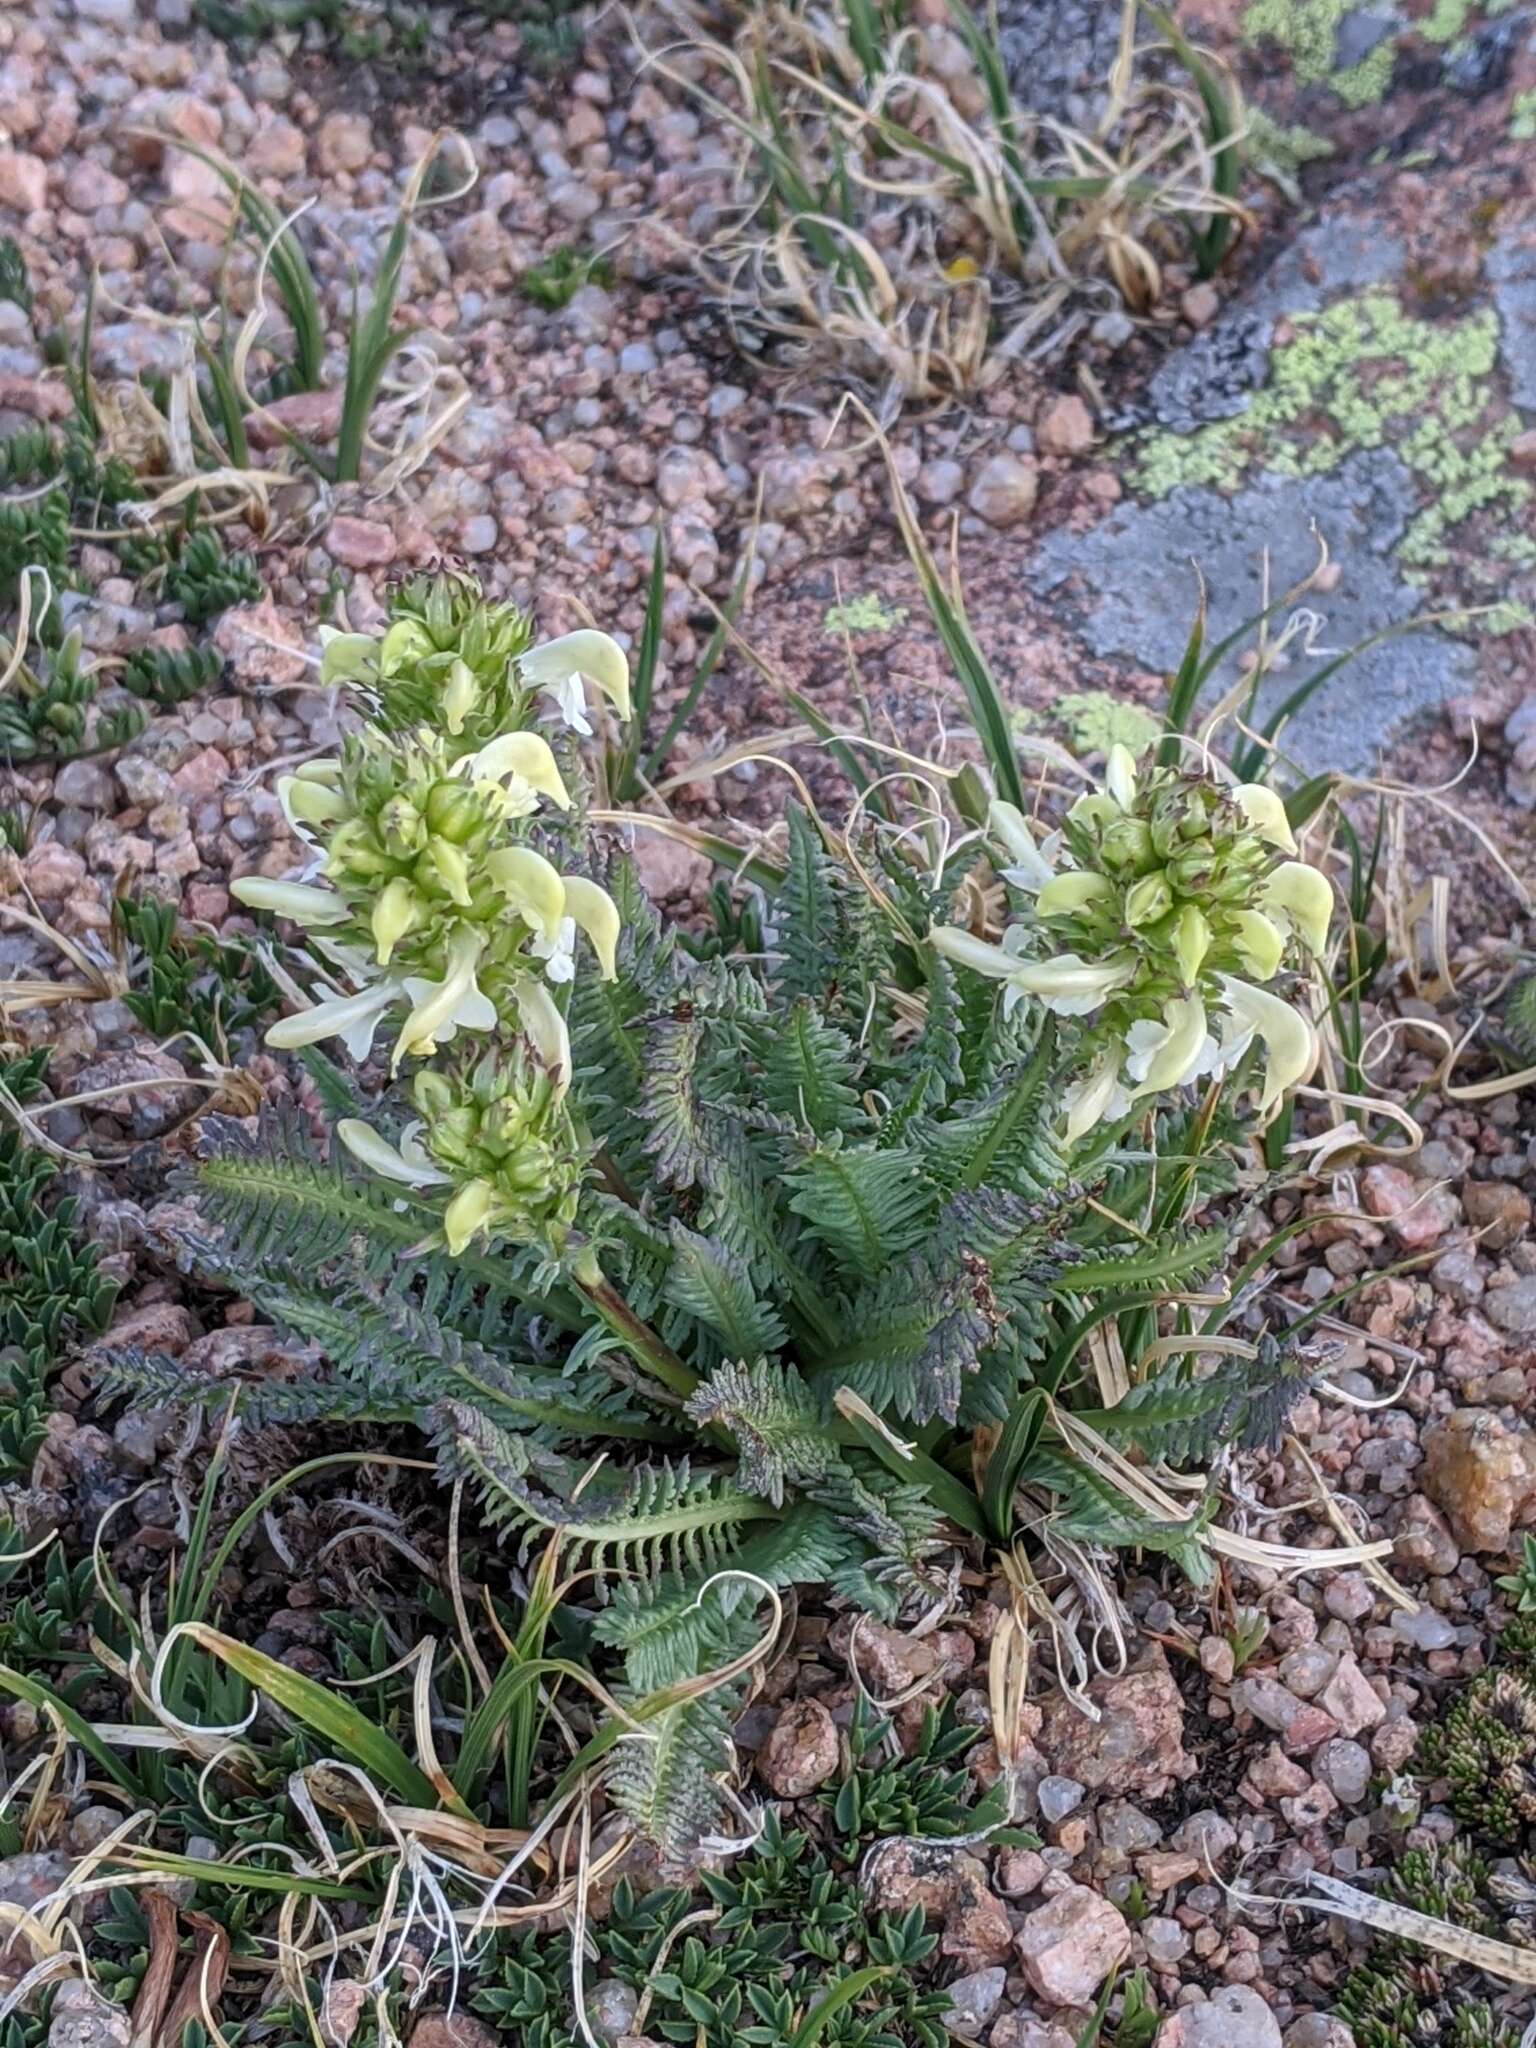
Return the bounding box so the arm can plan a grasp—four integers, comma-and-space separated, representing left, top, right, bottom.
641, 0, 1248, 402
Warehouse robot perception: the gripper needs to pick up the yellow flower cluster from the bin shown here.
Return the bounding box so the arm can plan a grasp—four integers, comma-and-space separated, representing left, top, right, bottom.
933, 746, 1330, 1140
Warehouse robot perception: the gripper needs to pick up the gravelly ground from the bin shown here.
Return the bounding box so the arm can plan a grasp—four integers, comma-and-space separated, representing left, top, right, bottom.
2, 0, 1536, 2042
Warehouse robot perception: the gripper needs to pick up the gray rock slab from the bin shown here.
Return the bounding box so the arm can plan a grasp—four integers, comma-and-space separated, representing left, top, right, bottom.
1026, 448, 1478, 774
1490, 231, 1536, 412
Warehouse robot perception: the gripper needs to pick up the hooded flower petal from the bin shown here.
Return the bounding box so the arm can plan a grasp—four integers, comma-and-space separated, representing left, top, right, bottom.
230, 877, 350, 927
1173, 904, 1211, 985
1008, 952, 1136, 1018
1232, 908, 1284, 982
460, 731, 571, 809
396, 932, 496, 1069
988, 800, 1055, 891
266, 978, 398, 1060
317, 629, 377, 686
442, 658, 479, 736
1233, 783, 1298, 854
337, 1117, 451, 1187
278, 771, 346, 833
1036, 871, 1115, 918
1105, 743, 1138, 811
1061, 1055, 1129, 1143
561, 874, 621, 979
1217, 975, 1319, 1112
517, 975, 572, 1102
371, 877, 421, 966
379, 618, 433, 673
443, 1178, 498, 1256
487, 845, 568, 943
520, 630, 632, 724
929, 926, 1023, 981
1126, 993, 1209, 1100
1261, 861, 1333, 956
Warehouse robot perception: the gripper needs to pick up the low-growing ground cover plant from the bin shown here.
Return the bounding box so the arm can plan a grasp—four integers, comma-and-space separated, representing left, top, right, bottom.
98, 562, 1369, 1868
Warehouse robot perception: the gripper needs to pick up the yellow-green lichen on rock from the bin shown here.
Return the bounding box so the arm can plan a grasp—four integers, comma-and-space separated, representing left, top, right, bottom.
1129, 290, 1531, 569
821, 593, 908, 636
1051, 691, 1163, 756
1242, 0, 1398, 106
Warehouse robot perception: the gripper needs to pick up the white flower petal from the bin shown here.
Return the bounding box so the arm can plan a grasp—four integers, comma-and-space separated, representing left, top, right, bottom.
930, 926, 1024, 981
266, 979, 397, 1057
231, 877, 350, 927
396, 932, 495, 1069
1008, 952, 1135, 1018
338, 1117, 451, 1187
532, 915, 577, 984
521, 629, 632, 722
1127, 993, 1208, 1101
1217, 975, 1319, 1112
1062, 1056, 1126, 1144
988, 800, 1055, 891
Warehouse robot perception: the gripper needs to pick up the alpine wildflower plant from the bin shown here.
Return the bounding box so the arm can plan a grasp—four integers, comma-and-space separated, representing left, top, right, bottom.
165, 569, 1351, 1868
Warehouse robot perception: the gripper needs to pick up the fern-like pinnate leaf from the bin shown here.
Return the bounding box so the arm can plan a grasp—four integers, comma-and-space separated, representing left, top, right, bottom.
756, 999, 864, 1137
592, 1505, 853, 1689
1507, 975, 1536, 1062
785, 1144, 930, 1271
685, 1359, 835, 1507
436, 1404, 772, 1583
1074, 1337, 1314, 1465
663, 1224, 787, 1364
773, 806, 843, 1003
608, 1691, 735, 1869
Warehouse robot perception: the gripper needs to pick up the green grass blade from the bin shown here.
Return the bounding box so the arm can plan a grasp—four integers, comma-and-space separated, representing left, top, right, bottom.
641, 552, 750, 782
610, 530, 666, 801
0, 1665, 148, 1800
791, 1969, 893, 2048
173, 1623, 465, 1816
832, 1390, 987, 1538
1158, 597, 1207, 766
877, 428, 1024, 810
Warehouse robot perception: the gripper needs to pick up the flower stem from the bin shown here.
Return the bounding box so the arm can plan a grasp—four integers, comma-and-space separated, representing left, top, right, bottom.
572, 1246, 698, 1399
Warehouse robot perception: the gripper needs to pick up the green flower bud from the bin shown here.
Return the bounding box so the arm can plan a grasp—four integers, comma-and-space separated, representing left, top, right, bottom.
424, 778, 482, 843
1166, 843, 1217, 893
1124, 871, 1175, 928
377, 795, 425, 856
1099, 817, 1155, 872
412, 1070, 455, 1117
